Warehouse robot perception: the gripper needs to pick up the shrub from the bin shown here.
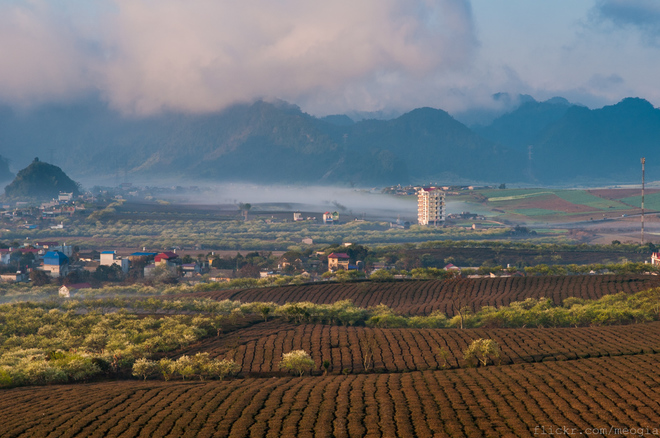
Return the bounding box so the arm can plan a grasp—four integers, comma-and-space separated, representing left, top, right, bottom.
280, 350, 315, 377
463, 339, 501, 367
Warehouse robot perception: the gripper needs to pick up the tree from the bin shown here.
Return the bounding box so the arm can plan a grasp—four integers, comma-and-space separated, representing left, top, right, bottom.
204, 358, 240, 380
30, 270, 50, 286
174, 356, 195, 380
158, 358, 175, 381
463, 339, 501, 367
279, 350, 315, 377
238, 203, 252, 221
360, 333, 377, 371
238, 264, 260, 278
369, 269, 394, 281
132, 358, 159, 381
93, 264, 124, 282
437, 347, 451, 369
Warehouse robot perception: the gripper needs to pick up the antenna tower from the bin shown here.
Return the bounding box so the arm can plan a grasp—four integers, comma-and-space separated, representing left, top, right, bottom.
642, 157, 646, 244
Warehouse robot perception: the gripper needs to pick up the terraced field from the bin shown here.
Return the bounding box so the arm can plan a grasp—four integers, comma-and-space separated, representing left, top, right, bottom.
4, 354, 660, 437
177, 320, 660, 375
184, 275, 660, 316
5, 275, 660, 437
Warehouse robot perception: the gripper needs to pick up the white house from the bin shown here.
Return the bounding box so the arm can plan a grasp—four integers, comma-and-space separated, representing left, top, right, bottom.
100, 250, 130, 273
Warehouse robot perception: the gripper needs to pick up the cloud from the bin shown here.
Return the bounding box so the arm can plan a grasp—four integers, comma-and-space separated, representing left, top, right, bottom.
0, 0, 478, 115
591, 0, 660, 44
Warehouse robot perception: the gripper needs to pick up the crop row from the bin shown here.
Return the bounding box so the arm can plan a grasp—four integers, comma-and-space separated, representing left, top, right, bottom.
188, 275, 660, 316
176, 320, 660, 375
3, 354, 660, 437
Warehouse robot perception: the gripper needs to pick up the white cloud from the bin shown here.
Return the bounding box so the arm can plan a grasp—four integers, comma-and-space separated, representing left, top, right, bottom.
0, 0, 478, 115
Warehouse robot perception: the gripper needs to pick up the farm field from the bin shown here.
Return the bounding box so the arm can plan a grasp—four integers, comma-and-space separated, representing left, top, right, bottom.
3, 354, 660, 437
183, 275, 660, 316
405, 246, 649, 266
5, 275, 660, 437
178, 320, 660, 375
460, 188, 653, 223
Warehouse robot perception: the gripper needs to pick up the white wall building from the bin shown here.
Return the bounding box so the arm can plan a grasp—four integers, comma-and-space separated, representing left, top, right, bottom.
100, 250, 130, 273
417, 187, 445, 226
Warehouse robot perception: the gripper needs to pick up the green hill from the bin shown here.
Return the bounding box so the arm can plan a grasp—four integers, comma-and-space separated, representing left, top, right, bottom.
4, 158, 80, 199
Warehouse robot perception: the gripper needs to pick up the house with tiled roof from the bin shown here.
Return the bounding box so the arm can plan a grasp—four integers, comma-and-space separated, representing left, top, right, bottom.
328, 253, 350, 271
155, 252, 179, 265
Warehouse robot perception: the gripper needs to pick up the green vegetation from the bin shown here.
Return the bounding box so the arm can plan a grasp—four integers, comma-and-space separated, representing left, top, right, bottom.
553, 190, 629, 210
0, 217, 515, 250
513, 208, 566, 217
0, 301, 233, 388
132, 354, 239, 381
279, 350, 315, 377
3, 280, 660, 388
622, 192, 660, 211
463, 339, 501, 367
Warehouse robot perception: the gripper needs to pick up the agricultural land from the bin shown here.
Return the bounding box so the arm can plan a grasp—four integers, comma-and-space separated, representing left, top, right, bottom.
3, 275, 660, 437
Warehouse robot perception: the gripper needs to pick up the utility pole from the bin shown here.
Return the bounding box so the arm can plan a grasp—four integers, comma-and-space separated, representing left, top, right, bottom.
642, 157, 646, 245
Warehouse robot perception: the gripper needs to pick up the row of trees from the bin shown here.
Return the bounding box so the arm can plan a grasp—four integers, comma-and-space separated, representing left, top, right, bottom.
132, 354, 239, 381
0, 303, 234, 388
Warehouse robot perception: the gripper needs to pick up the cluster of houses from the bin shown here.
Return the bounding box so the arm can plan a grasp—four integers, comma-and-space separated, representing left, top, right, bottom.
0, 244, 210, 284
1, 192, 89, 231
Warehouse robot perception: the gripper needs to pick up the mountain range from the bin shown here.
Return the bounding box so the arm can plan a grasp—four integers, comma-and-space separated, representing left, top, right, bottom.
0, 95, 659, 187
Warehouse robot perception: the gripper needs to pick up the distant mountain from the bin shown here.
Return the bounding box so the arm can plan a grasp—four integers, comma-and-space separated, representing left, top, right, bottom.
452, 93, 536, 128
4, 158, 80, 199
2, 95, 659, 186
342, 107, 526, 183
474, 97, 574, 151
530, 98, 660, 182
0, 98, 525, 186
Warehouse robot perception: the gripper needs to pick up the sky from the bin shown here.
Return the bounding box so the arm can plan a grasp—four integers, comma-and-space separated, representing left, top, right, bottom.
1, 0, 659, 117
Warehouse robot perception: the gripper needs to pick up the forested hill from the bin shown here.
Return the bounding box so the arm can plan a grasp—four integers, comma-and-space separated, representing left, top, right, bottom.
0, 96, 659, 186
4, 158, 80, 199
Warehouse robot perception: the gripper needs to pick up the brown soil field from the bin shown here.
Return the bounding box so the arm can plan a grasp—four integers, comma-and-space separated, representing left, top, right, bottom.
406, 246, 648, 265
182, 275, 660, 316
589, 189, 660, 200
176, 320, 660, 375
4, 354, 660, 437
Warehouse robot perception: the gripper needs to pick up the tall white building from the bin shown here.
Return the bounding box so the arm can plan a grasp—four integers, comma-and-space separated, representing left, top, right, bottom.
417, 187, 445, 225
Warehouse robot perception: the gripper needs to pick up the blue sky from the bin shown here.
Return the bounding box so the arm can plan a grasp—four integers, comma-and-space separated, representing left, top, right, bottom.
0, 0, 658, 116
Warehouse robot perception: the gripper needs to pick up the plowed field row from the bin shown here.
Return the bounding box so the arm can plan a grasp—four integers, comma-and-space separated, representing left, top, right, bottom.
184, 275, 660, 316
4, 354, 660, 437
177, 320, 660, 375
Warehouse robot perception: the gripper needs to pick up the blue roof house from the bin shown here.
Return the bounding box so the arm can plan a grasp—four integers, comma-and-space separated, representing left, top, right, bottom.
42, 251, 69, 278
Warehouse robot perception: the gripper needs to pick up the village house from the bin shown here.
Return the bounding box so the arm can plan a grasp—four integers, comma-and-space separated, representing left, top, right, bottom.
652, 252, 660, 266
100, 250, 130, 273
0, 272, 27, 283
42, 250, 69, 277
328, 253, 350, 271
59, 282, 92, 298
155, 251, 179, 266
0, 248, 11, 265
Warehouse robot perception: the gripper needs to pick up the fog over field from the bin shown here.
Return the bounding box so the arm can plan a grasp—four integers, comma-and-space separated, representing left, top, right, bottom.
165, 183, 421, 222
